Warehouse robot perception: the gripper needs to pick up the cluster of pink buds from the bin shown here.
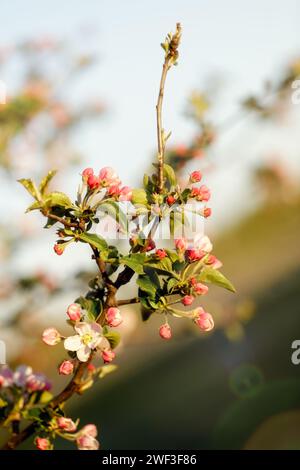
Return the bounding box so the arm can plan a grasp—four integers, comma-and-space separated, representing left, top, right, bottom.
81, 167, 132, 202
0, 365, 51, 392
76, 424, 100, 450
188, 169, 211, 217
175, 235, 222, 268
35, 421, 99, 451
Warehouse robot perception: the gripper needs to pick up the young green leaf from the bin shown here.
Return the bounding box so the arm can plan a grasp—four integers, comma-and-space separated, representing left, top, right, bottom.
78, 232, 108, 251
25, 201, 42, 213
182, 258, 207, 280
44, 191, 73, 209
131, 188, 148, 206
99, 364, 118, 379
121, 253, 146, 274
103, 330, 121, 349
18, 178, 40, 200
163, 163, 177, 187
137, 274, 159, 297
198, 267, 236, 293
39, 170, 57, 195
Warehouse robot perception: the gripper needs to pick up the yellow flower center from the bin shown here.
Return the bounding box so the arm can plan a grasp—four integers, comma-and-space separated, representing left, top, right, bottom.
82, 333, 93, 345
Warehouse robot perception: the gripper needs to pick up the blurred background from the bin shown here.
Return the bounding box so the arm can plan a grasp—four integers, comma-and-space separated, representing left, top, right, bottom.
1, 0, 300, 450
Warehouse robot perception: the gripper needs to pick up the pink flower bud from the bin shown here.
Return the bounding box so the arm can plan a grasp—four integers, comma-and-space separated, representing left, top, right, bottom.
67, 303, 82, 322
107, 184, 121, 197
59, 360, 74, 376
159, 323, 172, 340
166, 195, 176, 206
42, 327, 61, 346
194, 309, 214, 332
203, 207, 212, 218
35, 437, 51, 451
102, 349, 115, 363
185, 248, 205, 263
99, 166, 120, 186
190, 170, 202, 183
182, 295, 194, 306
82, 168, 94, 183
206, 254, 223, 269
190, 186, 201, 198
53, 243, 64, 255
191, 280, 208, 295
155, 249, 167, 259
119, 186, 132, 201
175, 238, 187, 252
77, 435, 99, 450
26, 373, 51, 392
106, 307, 123, 327
81, 424, 98, 437
57, 417, 77, 432
198, 185, 211, 202
87, 174, 100, 190
87, 364, 96, 373
145, 239, 156, 252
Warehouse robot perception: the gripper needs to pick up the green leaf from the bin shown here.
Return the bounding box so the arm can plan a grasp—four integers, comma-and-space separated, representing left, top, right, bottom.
26, 407, 42, 419
137, 274, 159, 298
78, 232, 108, 251
145, 257, 173, 275
140, 298, 155, 321
99, 364, 118, 379
75, 296, 102, 321
39, 169, 57, 195
44, 191, 73, 209
131, 188, 148, 206
121, 253, 146, 274
0, 397, 8, 408
167, 277, 178, 293
98, 200, 128, 232
143, 174, 149, 189
25, 201, 42, 213
39, 391, 53, 404
163, 164, 177, 187
182, 258, 207, 280
199, 267, 236, 293
18, 178, 40, 200
103, 330, 121, 349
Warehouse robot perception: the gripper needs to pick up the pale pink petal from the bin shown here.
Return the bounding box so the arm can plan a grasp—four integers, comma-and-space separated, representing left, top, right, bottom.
77, 345, 91, 362
74, 322, 91, 336
64, 335, 81, 351
98, 336, 111, 351
89, 336, 102, 349
90, 322, 102, 335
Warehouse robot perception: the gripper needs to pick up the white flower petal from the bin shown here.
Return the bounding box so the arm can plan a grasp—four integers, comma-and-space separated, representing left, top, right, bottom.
90, 322, 102, 335
74, 322, 91, 336
88, 336, 102, 349
77, 345, 91, 362
194, 234, 213, 252
98, 336, 110, 351
64, 335, 81, 351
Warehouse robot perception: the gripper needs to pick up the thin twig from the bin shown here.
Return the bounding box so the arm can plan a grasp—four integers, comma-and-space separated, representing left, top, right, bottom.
156, 23, 181, 193
117, 297, 140, 306
43, 211, 78, 228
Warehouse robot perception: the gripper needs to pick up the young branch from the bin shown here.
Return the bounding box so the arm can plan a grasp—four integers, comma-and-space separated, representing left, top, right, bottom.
156, 22, 181, 193
2, 244, 115, 451
43, 211, 79, 229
